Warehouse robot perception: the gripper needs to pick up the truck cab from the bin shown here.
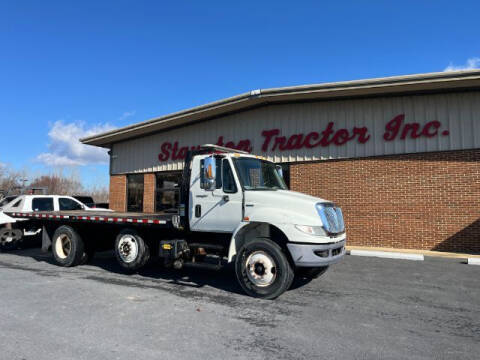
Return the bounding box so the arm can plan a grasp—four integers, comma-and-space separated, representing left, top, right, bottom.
180, 145, 346, 298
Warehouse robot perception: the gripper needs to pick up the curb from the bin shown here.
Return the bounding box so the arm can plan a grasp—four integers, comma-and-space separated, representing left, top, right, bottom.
349, 249, 424, 261
467, 258, 480, 266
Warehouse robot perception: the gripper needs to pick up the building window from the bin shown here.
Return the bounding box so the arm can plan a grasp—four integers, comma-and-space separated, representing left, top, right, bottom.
127, 174, 144, 212
155, 172, 182, 213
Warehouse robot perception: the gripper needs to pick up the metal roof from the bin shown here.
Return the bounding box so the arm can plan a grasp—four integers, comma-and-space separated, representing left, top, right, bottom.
81, 70, 480, 148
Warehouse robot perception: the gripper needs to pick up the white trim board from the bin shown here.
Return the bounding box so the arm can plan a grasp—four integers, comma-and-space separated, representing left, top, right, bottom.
349, 250, 424, 261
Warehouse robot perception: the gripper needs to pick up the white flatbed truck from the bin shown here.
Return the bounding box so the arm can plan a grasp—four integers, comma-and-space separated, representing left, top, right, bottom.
3, 145, 346, 299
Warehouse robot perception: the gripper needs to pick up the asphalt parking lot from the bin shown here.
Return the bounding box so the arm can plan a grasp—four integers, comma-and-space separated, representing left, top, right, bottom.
0, 248, 479, 360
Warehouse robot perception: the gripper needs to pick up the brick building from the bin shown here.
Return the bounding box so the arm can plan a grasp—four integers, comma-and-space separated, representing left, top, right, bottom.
82, 71, 480, 253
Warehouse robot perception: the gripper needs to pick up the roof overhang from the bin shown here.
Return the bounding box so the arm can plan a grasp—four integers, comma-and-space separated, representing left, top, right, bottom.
81, 70, 480, 148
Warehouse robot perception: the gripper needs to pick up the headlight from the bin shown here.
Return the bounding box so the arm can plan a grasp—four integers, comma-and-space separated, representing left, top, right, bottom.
316, 203, 345, 234
295, 224, 327, 236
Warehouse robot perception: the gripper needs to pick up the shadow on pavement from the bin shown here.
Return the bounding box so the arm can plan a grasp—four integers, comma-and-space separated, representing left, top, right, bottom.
1, 246, 315, 297
2, 247, 249, 296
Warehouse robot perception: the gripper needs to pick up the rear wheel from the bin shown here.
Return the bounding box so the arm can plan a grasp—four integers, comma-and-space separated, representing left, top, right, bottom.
235, 238, 294, 300
52, 225, 85, 267
114, 229, 150, 272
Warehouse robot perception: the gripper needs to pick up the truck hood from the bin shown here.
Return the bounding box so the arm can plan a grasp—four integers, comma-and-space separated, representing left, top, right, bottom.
244, 190, 331, 225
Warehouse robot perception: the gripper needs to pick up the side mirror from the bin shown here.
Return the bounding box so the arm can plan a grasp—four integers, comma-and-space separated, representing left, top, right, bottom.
203, 156, 216, 191
276, 165, 284, 178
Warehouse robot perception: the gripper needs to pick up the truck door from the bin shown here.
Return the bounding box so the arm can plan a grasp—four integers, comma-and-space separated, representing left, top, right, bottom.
189, 156, 243, 232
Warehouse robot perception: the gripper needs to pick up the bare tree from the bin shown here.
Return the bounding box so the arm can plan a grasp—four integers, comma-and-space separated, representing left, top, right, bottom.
29, 170, 83, 195
85, 185, 109, 203
0, 166, 28, 197
0, 164, 108, 203
29, 173, 109, 203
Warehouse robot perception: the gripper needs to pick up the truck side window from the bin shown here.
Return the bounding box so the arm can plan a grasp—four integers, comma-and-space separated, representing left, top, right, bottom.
200, 158, 222, 190
32, 198, 54, 211
222, 159, 237, 193
59, 198, 83, 211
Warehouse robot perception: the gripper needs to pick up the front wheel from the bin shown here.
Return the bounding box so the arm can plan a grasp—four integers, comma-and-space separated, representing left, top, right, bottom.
235, 238, 294, 300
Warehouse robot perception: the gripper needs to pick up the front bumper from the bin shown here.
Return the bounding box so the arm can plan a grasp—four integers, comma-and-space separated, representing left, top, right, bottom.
287, 239, 346, 267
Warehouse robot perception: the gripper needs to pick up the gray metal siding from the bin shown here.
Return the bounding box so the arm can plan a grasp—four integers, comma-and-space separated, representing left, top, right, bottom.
111, 91, 480, 174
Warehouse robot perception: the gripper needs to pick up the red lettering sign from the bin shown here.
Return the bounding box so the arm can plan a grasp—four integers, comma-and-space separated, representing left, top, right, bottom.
157, 115, 448, 162
158, 136, 252, 162
383, 114, 446, 141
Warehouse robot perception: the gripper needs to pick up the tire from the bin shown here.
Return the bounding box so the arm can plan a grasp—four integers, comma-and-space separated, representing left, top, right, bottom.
114, 229, 150, 272
0, 228, 23, 251
235, 238, 294, 300
51, 225, 85, 267
296, 266, 329, 279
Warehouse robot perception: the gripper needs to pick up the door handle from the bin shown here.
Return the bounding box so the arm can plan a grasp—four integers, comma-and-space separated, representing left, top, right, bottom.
222, 195, 229, 202
195, 205, 201, 217
196, 194, 208, 198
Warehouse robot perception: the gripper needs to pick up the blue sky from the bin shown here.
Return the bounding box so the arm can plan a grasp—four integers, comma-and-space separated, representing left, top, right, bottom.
0, 0, 479, 188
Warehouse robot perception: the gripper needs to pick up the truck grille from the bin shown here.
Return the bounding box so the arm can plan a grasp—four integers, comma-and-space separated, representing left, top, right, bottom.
316, 203, 345, 234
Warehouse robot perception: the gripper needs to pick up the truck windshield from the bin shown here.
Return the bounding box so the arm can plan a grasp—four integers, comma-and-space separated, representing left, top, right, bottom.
234, 158, 287, 191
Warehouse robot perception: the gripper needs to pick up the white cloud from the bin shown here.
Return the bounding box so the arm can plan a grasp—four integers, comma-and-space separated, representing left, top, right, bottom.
118, 110, 136, 121
37, 121, 116, 167
444, 57, 480, 72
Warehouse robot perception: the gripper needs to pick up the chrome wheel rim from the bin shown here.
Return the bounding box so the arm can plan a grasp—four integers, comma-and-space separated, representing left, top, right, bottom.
245, 251, 277, 287
55, 234, 72, 259
118, 235, 138, 263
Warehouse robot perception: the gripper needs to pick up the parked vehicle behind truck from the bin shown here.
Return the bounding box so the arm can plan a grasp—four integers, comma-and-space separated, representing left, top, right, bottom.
4, 145, 346, 299
0, 195, 111, 251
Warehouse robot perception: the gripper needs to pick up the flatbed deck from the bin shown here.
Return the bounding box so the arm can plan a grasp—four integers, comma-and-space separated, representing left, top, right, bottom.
5, 210, 175, 226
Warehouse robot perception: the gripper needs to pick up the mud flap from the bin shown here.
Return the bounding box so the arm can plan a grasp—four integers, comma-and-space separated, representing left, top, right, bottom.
41, 226, 52, 253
